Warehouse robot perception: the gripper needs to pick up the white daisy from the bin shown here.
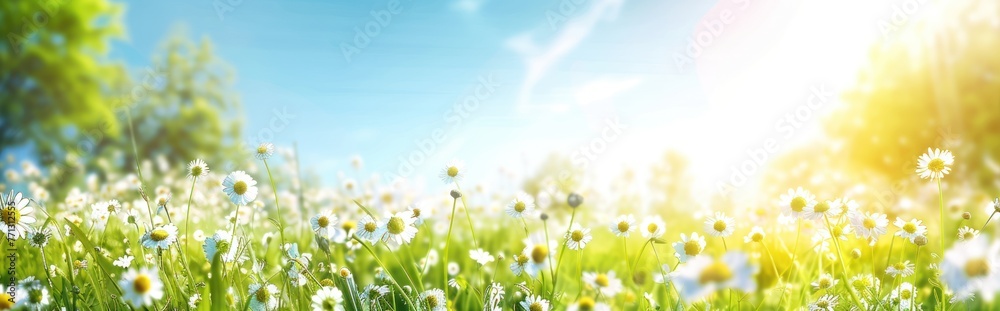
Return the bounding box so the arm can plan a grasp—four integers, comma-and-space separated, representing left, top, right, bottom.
469, 248, 495, 266
609, 214, 636, 237
141, 224, 178, 250
114, 255, 135, 268
640, 215, 666, 239
519, 295, 550, 311
957, 226, 980, 241
885, 260, 915, 278
189, 293, 202, 309
249, 283, 279, 311
522, 232, 556, 278
204, 230, 240, 263
565, 225, 593, 250
379, 212, 418, 247
672, 232, 706, 263
310, 286, 345, 311
704, 212, 735, 237
419, 289, 447, 311
848, 211, 888, 242
25, 227, 51, 248
894, 217, 927, 242
93, 199, 122, 215
849, 274, 881, 296
505, 193, 536, 219
744, 226, 766, 243
583, 271, 624, 297
310, 211, 339, 240
439, 160, 464, 184
671, 252, 758, 302
14, 277, 49, 309
222, 171, 259, 206
510, 253, 529, 276
803, 199, 842, 220
807, 294, 838, 311
916, 148, 954, 179
119, 268, 165, 307
255, 142, 275, 161
811, 273, 838, 291
889, 282, 916, 310
407, 203, 430, 225
187, 159, 210, 179
355, 215, 381, 242
941, 236, 1000, 302
779, 187, 816, 218
1, 190, 36, 239
360, 284, 390, 302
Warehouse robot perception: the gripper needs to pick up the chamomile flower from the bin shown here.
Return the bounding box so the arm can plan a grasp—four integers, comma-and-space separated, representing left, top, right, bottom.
360, 284, 390, 302
187, 159, 210, 179
807, 294, 838, 311
310, 286, 345, 311
885, 261, 915, 277
522, 233, 556, 278
204, 230, 240, 263
889, 282, 917, 310
672, 252, 758, 302
94, 199, 122, 215
1, 190, 36, 239
114, 255, 135, 268
469, 248, 495, 266
744, 226, 766, 243
520, 295, 550, 311
249, 283, 279, 311
505, 193, 536, 219
255, 142, 275, 160
811, 273, 838, 291
14, 277, 49, 309
355, 215, 381, 243
419, 289, 447, 311
119, 268, 165, 307
849, 274, 881, 295
803, 199, 842, 220
310, 211, 339, 240
609, 214, 636, 237
510, 253, 529, 276
222, 171, 259, 206
673, 232, 706, 263
780, 187, 816, 218
566, 297, 610, 311
640, 215, 666, 239
565, 225, 593, 250
894, 218, 927, 242
704, 212, 735, 237
583, 271, 624, 297
26, 228, 51, 248
849, 211, 888, 242
379, 212, 418, 247
916, 148, 954, 179
941, 236, 1000, 302
439, 160, 464, 184
141, 224, 178, 250
957, 226, 980, 241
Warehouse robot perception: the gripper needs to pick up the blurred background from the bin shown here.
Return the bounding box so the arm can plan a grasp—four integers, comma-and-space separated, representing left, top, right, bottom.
2, 0, 999, 214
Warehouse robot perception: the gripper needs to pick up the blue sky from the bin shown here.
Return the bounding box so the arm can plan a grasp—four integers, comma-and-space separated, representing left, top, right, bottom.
107, 0, 887, 193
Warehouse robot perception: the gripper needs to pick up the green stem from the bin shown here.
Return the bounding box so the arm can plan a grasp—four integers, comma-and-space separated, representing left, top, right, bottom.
455, 183, 479, 249
937, 178, 947, 311
443, 197, 459, 299
824, 215, 864, 308
355, 236, 417, 309
263, 159, 286, 245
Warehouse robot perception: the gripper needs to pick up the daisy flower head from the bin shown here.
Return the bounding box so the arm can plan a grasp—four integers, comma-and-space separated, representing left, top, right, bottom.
2, 190, 36, 239
957, 226, 980, 241
93, 199, 122, 215
114, 255, 135, 268
187, 159, 210, 179
704, 212, 735, 237
469, 248, 495, 266
355, 215, 381, 242
889, 282, 917, 310
849, 211, 888, 242
811, 273, 838, 291
566, 297, 610, 311
673, 232, 706, 263
510, 253, 529, 276
522, 233, 556, 278
204, 230, 240, 263
565, 224, 593, 250
672, 252, 758, 302
989, 198, 1000, 215
640, 215, 666, 239
849, 274, 881, 295
744, 226, 766, 243
505, 193, 536, 219
310, 211, 339, 240
439, 160, 464, 184
26, 227, 52, 248
249, 283, 279, 311
609, 214, 636, 237
310, 286, 345, 311
360, 284, 390, 303
255, 142, 275, 161
941, 236, 1000, 302
916, 148, 954, 179
583, 271, 624, 297
419, 289, 447, 311
894, 217, 927, 242
803, 199, 842, 220
407, 203, 429, 225
379, 211, 418, 248
222, 171, 258, 206
780, 187, 816, 218
141, 224, 178, 250
119, 267, 165, 307
808, 294, 838, 311
885, 260, 915, 278
14, 277, 49, 309
520, 295, 550, 311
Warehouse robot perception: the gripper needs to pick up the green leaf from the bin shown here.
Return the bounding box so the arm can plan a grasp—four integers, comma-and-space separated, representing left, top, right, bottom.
209, 252, 227, 311
64, 220, 116, 275
352, 200, 376, 218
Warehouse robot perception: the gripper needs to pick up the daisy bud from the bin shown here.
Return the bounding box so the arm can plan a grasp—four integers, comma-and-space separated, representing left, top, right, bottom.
913, 235, 928, 246
567, 192, 583, 208
450, 190, 462, 199
540, 213, 549, 221
340, 268, 352, 278
962, 212, 971, 220
497, 254, 505, 261
850, 248, 862, 259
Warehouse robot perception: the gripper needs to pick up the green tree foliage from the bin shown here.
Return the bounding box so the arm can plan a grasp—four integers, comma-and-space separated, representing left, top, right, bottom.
824, 1, 1000, 190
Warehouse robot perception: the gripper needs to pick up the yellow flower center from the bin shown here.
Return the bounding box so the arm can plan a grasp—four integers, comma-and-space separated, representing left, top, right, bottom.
813, 201, 830, 213
751, 232, 764, 242
364, 221, 377, 233
595, 274, 609, 287
790, 197, 807, 212
386, 216, 406, 235
107, 204, 117, 213
191, 165, 203, 176
150, 229, 170, 242
576, 297, 596, 310
425, 294, 439, 307
0, 293, 13, 309
531, 245, 549, 263
317, 216, 330, 228
892, 262, 906, 271
816, 300, 829, 308
863, 217, 876, 229
617, 221, 630, 233
529, 302, 544, 311
257, 146, 268, 155
1, 208, 19, 225
928, 158, 945, 172
713, 220, 727, 232
818, 278, 831, 289
516, 254, 529, 265
447, 166, 459, 178
133, 274, 152, 294
647, 223, 659, 233
233, 181, 248, 195
255, 286, 271, 303
684, 240, 702, 256
698, 261, 733, 284
900, 289, 912, 300
381, 193, 393, 204
965, 258, 990, 278
571, 230, 585, 242
962, 232, 975, 240
902, 223, 917, 234
514, 201, 526, 213
411, 208, 421, 217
